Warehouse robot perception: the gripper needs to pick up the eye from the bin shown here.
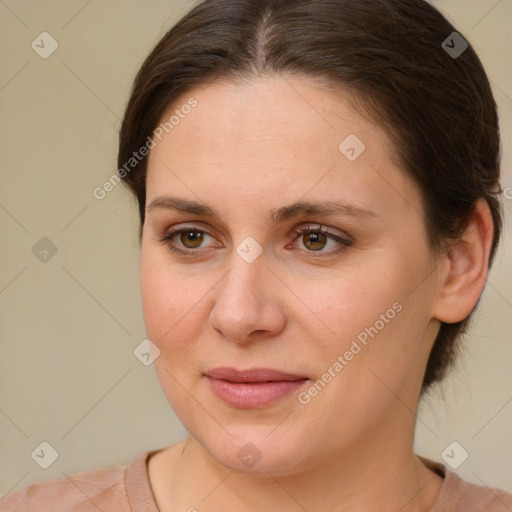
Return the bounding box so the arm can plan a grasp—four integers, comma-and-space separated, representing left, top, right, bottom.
290, 224, 352, 256
159, 227, 218, 255
158, 223, 352, 257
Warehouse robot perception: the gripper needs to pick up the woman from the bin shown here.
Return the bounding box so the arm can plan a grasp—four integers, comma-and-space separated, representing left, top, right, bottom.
2, 0, 511, 510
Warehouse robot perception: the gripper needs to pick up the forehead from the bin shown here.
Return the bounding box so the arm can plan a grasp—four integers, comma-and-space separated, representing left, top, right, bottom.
149, 74, 382, 159
145, 75, 417, 222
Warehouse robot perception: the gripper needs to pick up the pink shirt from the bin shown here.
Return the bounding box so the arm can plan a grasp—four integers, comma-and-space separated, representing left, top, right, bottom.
1, 450, 511, 511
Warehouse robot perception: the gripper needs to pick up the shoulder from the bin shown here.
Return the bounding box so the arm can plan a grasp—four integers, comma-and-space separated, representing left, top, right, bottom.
420, 456, 512, 512
439, 474, 512, 512
0, 461, 129, 512
441, 474, 512, 512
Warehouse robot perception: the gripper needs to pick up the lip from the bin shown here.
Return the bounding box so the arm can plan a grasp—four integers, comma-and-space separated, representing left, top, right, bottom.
205, 367, 309, 408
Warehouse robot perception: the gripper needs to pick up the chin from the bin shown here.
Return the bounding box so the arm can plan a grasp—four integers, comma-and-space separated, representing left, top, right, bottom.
195, 424, 313, 476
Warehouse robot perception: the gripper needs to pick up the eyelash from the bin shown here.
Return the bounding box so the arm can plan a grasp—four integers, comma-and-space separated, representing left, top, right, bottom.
158, 224, 352, 258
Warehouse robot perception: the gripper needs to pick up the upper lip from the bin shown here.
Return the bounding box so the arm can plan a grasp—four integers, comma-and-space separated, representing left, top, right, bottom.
205, 367, 308, 383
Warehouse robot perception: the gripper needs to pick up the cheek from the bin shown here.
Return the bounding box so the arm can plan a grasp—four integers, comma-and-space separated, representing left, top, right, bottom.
303, 267, 403, 346
307, 253, 432, 383
140, 246, 193, 352
140, 246, 217, 438
140, 254, 172, 342
140, 243, 219, 375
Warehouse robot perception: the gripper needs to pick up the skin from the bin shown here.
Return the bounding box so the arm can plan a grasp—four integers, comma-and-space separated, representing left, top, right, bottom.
140, 75, 493, 511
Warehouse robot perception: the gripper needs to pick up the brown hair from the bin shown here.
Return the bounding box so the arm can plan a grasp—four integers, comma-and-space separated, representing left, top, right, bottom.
118, 0, 502, 391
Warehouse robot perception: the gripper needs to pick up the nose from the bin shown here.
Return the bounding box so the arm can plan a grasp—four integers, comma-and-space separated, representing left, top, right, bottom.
208, 252, 287, 344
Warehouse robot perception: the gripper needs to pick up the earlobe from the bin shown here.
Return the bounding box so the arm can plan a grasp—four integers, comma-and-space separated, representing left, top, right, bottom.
432, 199, 494, 324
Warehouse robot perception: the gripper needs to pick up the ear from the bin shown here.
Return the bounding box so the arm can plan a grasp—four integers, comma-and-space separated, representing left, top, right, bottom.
432, 199, 495, 324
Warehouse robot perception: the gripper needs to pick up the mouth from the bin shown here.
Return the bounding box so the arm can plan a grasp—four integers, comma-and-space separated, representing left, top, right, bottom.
205, 367, 309, 409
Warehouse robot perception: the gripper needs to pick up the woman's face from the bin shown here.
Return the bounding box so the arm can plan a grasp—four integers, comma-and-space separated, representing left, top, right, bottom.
141, 75, 443, 474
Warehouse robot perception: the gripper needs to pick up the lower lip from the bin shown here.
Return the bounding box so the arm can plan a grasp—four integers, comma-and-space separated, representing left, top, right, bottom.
207, 377, 308, 408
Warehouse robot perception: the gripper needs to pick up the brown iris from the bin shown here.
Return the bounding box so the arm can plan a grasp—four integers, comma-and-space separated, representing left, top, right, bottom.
180, 230, 204, 249
302, 231, 327, 251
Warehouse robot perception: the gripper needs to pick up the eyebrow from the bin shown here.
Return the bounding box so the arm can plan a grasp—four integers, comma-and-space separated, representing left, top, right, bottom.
146, 196, 378, 223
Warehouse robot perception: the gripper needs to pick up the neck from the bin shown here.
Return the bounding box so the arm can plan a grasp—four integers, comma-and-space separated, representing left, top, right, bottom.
150, 416, 443, 511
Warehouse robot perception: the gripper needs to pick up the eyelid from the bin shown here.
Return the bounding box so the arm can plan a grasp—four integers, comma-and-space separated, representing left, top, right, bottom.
292, 223, 351, 241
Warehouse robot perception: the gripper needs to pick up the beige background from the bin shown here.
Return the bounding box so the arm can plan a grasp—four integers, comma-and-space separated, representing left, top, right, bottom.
0, 0, 511, 497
